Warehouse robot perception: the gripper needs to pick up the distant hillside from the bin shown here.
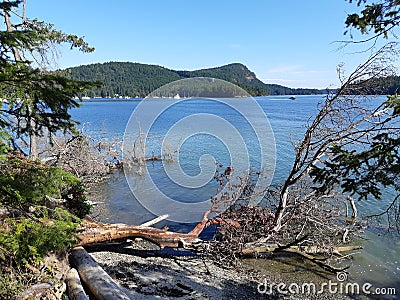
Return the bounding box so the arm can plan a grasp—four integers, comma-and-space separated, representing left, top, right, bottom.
347, 75, 400, 95
66, 62, 322, 98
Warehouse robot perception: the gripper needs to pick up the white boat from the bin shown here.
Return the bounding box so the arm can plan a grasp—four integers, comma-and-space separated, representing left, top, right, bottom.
173, 93, 181, 99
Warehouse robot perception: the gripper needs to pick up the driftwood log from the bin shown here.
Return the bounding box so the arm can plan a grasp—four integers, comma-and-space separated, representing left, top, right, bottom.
70, 214, 365, 299
241, 244, 363, 256
77, 217, 202, 248
69, 247, 130, 300
16, 283, 55, 300
66, 268, 89, 300
76, 212, 233, 248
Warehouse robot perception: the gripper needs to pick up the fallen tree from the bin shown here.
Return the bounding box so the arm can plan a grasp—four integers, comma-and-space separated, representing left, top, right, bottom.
76, 214, 362, 274
77, 216, 203, 249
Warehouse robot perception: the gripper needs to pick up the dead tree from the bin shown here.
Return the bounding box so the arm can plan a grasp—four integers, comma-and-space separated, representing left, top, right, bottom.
39, 128, 121, 180
271, 43, 398, 239
198, 44, 399, 268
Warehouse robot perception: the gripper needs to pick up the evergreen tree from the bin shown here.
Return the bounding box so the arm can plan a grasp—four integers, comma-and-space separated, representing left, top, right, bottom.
0, 0, 97, 158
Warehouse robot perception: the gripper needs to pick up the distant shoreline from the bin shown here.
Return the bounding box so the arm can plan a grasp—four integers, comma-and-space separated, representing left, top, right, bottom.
78, 94, 327, 102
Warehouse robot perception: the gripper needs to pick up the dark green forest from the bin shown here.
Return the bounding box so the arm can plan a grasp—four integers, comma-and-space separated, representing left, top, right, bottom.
347, 75, 400, 95
66, 62, 323, 98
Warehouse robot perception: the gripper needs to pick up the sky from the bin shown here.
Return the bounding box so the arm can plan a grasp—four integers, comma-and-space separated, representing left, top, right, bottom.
22, 0, 382, 89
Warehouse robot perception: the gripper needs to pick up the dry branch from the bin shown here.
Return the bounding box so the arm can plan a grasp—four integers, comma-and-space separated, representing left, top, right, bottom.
139, 214, 169, 227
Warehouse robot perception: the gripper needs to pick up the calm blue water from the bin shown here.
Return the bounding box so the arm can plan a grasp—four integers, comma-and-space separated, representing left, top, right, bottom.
71, 95, 399, 292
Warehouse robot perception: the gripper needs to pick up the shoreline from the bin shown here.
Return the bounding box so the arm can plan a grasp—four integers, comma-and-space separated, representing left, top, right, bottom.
86, 239, 356, 300
88, 240, 261, 300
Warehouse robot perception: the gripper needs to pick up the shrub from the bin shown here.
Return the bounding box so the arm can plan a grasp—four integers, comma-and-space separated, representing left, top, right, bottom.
0, 207, 79, 266
0, 152, 91, 268
0, 152, 91, 217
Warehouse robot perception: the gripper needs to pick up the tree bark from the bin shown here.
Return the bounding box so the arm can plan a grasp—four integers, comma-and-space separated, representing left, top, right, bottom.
4, 3, 22, 61
76, 213, 239, 249
347, 196, 358, 219
28, 110, 39, 160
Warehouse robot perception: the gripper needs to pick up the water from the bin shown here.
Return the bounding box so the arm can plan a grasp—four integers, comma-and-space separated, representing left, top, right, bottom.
71, 95, 399, 292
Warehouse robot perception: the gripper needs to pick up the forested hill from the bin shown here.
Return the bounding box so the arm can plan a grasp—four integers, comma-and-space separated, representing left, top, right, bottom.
66, 62, 323, 98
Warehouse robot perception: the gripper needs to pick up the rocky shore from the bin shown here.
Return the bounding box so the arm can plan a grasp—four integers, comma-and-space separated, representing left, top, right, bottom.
88, 239, 262, 300
84, 238, 360, 300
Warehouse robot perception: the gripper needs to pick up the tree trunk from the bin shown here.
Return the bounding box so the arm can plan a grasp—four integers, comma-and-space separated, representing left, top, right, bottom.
347, 196, 358, 219
272, 190, 288, 232
4, 3, 22, 61
4, 2, 38, 159
241, 244, 363, 255
29, 114, 38, 160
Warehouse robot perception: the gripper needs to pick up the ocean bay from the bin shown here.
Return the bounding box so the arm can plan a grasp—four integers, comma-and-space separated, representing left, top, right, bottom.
71, 95, 399, 292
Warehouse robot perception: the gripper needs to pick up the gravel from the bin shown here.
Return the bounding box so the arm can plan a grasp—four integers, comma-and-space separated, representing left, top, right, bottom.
85, 239, 363, 300
87, 239, 272, 300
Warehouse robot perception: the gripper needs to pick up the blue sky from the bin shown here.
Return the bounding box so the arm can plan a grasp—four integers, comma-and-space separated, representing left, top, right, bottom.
25, 0, 377, 88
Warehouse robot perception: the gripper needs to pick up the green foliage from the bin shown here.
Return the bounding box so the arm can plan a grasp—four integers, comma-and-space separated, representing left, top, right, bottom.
0, 129, 11, 158
0, 207, 79, 266
0, 153, 90, 217
0, 269, 23, 300
346, 0, 400, 38
311, 1, 400, 207
0, 153, 90, 269
310, 95, 400, 200
0, 2, 95, 296
67, 62, 323, 97
347, 75, 400, 95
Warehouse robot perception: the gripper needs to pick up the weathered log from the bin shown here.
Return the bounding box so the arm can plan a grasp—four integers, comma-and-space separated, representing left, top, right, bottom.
69, 247, 130, 300
77, 209, 240, 249
66, 268, 89, 300
77, 215, 218, 248
241, 244, 362, 273
241, 244, 363, 255
77, 216, 359, 274
77, 217, 202, 248
282, 248, 350, 273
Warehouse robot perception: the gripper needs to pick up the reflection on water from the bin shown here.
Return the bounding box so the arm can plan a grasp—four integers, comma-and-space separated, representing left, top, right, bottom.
87, 168, 208, 235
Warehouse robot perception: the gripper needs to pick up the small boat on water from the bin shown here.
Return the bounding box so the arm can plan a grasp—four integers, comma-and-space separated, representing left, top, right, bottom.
289, 96, 296, 100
